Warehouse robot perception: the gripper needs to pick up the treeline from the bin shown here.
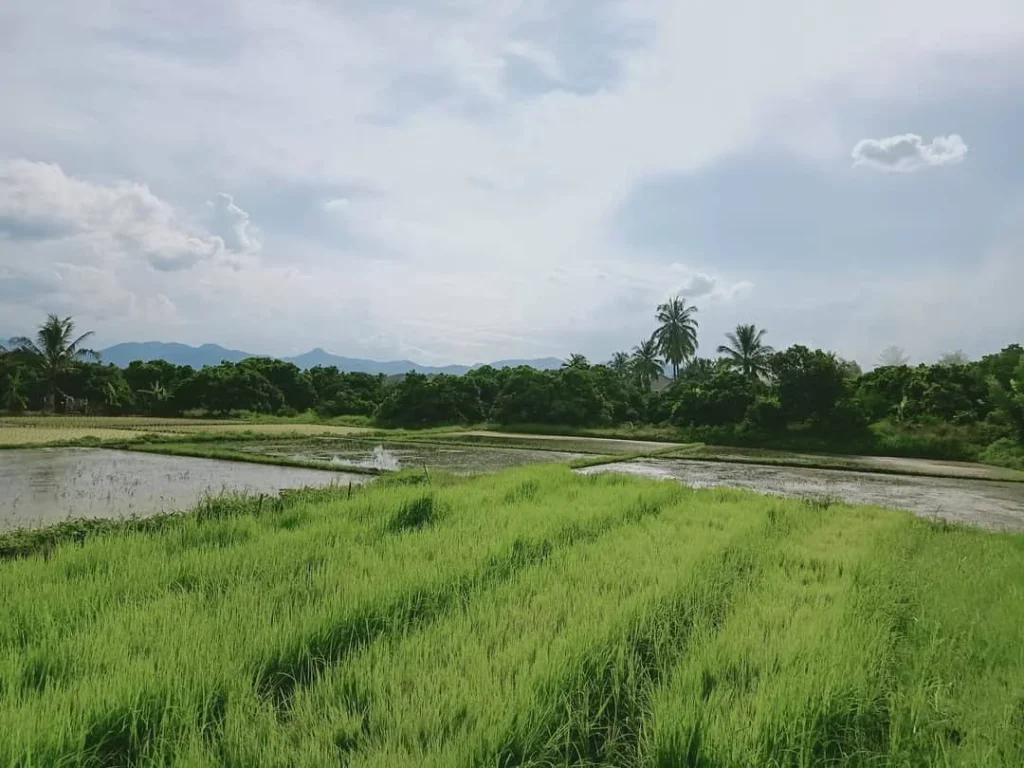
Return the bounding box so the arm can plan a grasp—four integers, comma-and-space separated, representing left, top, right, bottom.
2, 314, 1022, 465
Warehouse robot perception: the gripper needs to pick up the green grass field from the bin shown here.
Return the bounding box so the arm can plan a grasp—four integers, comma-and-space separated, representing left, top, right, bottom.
1, 466, 1022, 766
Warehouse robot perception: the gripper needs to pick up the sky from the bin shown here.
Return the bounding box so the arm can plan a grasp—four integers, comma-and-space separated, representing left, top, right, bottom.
2, 0, 1023, 367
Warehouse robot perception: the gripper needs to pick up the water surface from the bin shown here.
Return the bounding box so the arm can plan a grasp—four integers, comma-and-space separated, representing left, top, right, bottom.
242, 439, 585, 474
578, 458, 1024, 531
0, 448, 367, 532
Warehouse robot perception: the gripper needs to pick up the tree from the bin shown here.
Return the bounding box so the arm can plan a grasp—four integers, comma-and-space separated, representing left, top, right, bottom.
607, 351, 631, 378
989, 359, 1024, 440
771, 346, 852, 428
11, 314, 98, 411
562, 353, 590, 370
654, 295, 699, 379
937, 350, 969, 366
1, 369, 28, 413
877, 346, 909, 367
716, 324, 774, 380
631, 337, 663, 391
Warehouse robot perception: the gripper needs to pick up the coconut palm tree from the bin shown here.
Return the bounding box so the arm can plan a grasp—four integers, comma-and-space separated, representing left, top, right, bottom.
607, 351, 631, 377
717, 324, 775, 379
562, 353, 590, 369
877, 346, 909, 367
631, 337, 663, 390
654, 295, 699, 379
11, 314, 98, 411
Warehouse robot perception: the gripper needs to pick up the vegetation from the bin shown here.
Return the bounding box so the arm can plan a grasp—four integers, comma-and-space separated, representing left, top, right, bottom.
1, 466, 1021, 765
10, 315, 98, 411
716, 323, 775, 379
3, 314, 1023, 468
654, 294, 699, 379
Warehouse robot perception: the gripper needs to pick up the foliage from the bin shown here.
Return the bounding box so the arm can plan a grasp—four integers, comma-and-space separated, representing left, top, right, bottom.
10, 314, 98, 409
654, 294, 699, 379
1, 467, 1022, 765
988, 357, 1024, 441
716, 323, 775, 379
670, 369, 759, 427
630, 337, 663, 390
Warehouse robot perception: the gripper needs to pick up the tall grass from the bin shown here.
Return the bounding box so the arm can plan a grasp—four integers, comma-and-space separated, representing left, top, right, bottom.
0, 466, 1021, 766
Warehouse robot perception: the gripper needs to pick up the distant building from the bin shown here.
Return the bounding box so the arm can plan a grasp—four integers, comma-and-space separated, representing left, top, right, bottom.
651, 375, 673, 392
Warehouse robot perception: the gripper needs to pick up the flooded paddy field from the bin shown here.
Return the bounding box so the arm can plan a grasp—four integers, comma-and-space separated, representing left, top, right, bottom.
0, 448, 366, 532
578, 457, 1024, 531
239, 438, 585, 473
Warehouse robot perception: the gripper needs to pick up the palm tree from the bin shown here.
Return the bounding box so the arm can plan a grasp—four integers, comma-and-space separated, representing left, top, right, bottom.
607, 351, 631, 377
562, 353, 590, 369
631, 337, 663, 390
716, 324, 775, 379
2, 369, 28, 413
654, 295, 699, 379
11, 314, 98, 411
877, 346, 909, 367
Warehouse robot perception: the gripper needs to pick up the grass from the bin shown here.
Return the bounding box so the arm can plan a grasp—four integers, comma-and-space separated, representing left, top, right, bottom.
1, 466, 1022, 766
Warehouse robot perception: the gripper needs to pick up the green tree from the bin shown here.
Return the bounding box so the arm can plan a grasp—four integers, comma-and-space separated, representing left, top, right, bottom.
11, 314, 98, 411
988, 358, 1024, 441
716, 324, 774, 380
630, 337, 663, 391
937, 350, 969, 366
654, 295, 698, 379
771, 345, 856, 430
562, 353, 590, 370
607, 351, 631, 378
2, 369, 29, 413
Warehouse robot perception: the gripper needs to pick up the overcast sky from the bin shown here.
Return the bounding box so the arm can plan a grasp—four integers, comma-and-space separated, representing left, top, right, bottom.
2, 0, 1023, 366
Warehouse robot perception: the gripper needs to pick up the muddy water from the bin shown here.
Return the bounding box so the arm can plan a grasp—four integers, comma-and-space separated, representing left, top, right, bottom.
0, 448, 368, 532
242, 439, 585, 474
578, 458, 1024, 531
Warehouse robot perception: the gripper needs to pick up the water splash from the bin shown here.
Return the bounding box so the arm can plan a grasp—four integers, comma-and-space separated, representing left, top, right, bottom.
371, 445, 400, 471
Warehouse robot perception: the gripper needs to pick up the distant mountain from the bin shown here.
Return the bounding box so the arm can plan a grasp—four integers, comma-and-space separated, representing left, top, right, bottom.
285, 348, 472, 375
96, 341, 563, 375
99, 342, 254, 368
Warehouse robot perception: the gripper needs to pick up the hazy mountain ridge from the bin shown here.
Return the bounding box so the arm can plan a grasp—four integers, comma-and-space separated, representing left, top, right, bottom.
98, 341, 563, 374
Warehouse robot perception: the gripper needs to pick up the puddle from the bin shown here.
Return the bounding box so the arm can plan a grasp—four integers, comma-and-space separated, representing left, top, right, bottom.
242, 439, 584, 474
578, 458, 1024, 531
0, 448, 368, 532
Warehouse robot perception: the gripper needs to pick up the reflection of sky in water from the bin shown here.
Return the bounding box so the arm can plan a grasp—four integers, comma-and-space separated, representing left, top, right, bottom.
0, 448, 366, 532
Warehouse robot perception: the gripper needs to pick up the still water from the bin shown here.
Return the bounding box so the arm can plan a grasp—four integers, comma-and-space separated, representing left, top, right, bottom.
0, 448, 368, 532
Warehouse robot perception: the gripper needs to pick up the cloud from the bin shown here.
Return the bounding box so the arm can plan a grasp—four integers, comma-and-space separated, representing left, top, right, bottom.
204, 192, 261, 255
0, 160, 257, 271
851, 134, 968, 172
2, 1, 1024, 362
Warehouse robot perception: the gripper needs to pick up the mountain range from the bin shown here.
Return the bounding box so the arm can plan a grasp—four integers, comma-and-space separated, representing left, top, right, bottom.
96, 341, 563, 375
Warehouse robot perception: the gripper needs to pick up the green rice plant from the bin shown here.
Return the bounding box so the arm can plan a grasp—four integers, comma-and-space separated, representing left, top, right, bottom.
0, 466, 1021, 766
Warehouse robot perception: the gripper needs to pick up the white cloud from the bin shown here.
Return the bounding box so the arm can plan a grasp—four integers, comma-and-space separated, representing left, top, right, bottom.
1, 0, 1023, 360
0, 160, 257, 272
204, 192, 261, 255
851, 133, 968, 172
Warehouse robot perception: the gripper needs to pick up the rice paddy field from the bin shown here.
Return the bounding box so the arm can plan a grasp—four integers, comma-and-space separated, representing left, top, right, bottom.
0, 416, 372, 447
1, 465, 1022, 766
